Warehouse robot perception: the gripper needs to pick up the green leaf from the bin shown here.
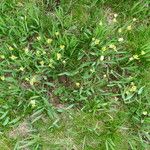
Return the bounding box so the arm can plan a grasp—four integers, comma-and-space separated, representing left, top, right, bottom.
138, 86, 145, 95
3, 117, 9, 126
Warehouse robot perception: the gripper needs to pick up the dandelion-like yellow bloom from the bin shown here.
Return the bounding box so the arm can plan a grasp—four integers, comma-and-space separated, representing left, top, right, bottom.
48, 63, 53, 68
60, 45, 65, 50
62, 60, 66, 64
8, 46, 14, 51
0, 76, 5, 81
109, 44, 117, 51
19, 67, 24, 71
100, 55, 104, 61
99, 21, 103, 26
30, 76, 37, 86
141, 51, 146, 55
57, 53, 62, 60
133, 18, 137, 22
109, 44, 114, 49
24, 47, 29, 54
125, 90, 130, 95
55, 32, 60, 36
118, 28, 122, 33
103, 74, 107, 78
114, 13, 118, 18
49, 59, 54, 63
39, 61, 44, 66
37, 36, 41, 41
47, 38, 53, 44
129, 57, 134, 61
10, 55, 17, 60
25, 77, 29, 81
48, 59, 54, 68
113, 18, 117, 23
142, 111, 147, 115
118, 37, 124, 42
129, 82, 137, 92
42, 51, 46, 55
75, 82, 80, 87
92, 37, 95, 41
133, 54, 139, 60
0, 55, 5, 59
130, 85, 137, 92
102, 46, 107, 51
127, 25, 132, 31
30, 100, 36, 108
94, 39, 100, 45
36, 50, 41, 56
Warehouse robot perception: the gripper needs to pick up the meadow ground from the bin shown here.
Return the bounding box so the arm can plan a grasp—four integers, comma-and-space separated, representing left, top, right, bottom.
0, 0, 150, 149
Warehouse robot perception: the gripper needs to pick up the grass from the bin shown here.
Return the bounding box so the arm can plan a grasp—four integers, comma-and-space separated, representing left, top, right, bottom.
0, 0, 150, 149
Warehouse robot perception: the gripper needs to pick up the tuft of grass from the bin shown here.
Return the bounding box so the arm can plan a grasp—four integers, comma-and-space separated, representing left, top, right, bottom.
0, 0, 150, 149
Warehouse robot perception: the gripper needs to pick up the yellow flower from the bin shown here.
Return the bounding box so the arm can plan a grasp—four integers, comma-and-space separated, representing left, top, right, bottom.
36, 50, 40, 55
75, 82, 80, 87
57, 53, 62, 60
47, 38, 53, 44
103, 74, 107, 78
114, 13, 118, 18
129, 82, 137, 92
129, 57, 134, 61
118, 37, 124, 42
60, 45, 65, 50
30, 76, 37, 86
125, 90, 130, 95
133, 54, 139, 60
19, 67, 24, 71
8, 86, 12, 89
118, 28, 122, 33
133, 18, 137, 22
142, 111, 147, 115
37, 36, 41, 41
30, 100, 36, 108
49, 58, 54, 63
90, 68, 95, 73
48, 63, 54, 68
0, 76, 5, 81
10, 55, 17, 60
109, 44, 114, 48
141, 51, 146, 55
109, 44, 117, 51
94, 39, 100, 45
48, 59, 55, 68
24, 47, 29, 54
102, 46, 107, 51
127, 25, 132, 31
55, 31, 60, 36
92, 37, 95, 41
0, 55, 5, 59
100, 55, 104, 61
130, 85, 137, 92
8, 46, 14, 51
25, 77, 29, 81
42, 51, 46, 55
39, 61, 44, 66
113, 18, 117, 23
62, 60, 66, 64
99, 21, 103, 26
